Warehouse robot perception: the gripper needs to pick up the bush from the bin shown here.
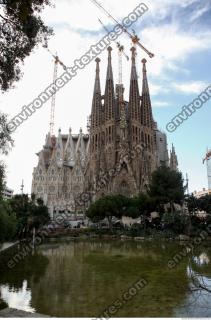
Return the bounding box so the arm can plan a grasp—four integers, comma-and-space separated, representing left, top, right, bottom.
0, 201, 17, 242
0, 299, 8, 310
162, 212, 188, 234
128, 223, 145, 237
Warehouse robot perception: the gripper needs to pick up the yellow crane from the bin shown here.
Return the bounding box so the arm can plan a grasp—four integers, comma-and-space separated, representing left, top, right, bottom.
90, 0, 154, 58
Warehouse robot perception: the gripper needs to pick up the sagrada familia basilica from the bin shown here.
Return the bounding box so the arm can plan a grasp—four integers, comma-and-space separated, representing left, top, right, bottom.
31, 46, 178, 219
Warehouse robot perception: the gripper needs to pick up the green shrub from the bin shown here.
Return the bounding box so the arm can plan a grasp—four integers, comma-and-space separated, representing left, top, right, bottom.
0, 201, 17, 242
162, 212, 188, 235
0, 299, 8, 310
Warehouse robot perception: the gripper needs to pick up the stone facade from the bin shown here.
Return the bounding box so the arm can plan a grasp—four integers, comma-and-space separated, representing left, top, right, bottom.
154, 122, 169, 167
31, 129, 89, 218
32, 46, 177, 218
85, 47, 170, 199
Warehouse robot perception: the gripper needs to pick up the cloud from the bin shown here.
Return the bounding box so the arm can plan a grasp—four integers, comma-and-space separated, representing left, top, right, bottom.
141, 25, 211, 76
153, 100, 170, 108
171, 81, 208, 94
189, 2, 211, 22
149, 82, 169, 96
1, 0, 211, 193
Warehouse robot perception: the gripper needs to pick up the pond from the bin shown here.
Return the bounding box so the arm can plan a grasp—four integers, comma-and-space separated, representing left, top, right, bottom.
0, 240, 211, 317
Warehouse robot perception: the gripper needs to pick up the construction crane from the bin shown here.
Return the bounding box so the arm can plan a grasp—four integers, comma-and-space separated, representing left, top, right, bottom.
49, 55, 58, 136
90, 0, 154, 58
46, 48, 68, 71
98, 18, 129, 85
46, 48, 68, 136
98, 18, 128, 133
98, 19, 129, 62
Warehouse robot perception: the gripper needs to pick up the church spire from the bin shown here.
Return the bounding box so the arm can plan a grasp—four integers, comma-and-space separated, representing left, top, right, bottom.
130, 47, 138, 80
106, 46, 113, 81
104, 46, 115, 122
169, 144, 178, 171
94, 57, 101, 95
64, 127, 75, 167
91, 58, 102, 129
141, 58, 153, 128
129, 47, 140, 121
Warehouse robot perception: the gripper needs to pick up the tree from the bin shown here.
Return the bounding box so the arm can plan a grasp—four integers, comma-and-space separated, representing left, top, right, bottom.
28, 198, 50, 231
86, 198, 106, 223
86, 194, 130, 229
132, 193, 157, 215
0, 200, 17, 242
197, 195, 211, 214
0, 162, 6, 199
9, 194, 50, 237
162, 212, 189, 234
149, 166, 185, 213
0, 112, 14, 198
186, 194, 198, 215
0, 112, 14, 154
0, 0, 53, 91
130, 194, 157, 232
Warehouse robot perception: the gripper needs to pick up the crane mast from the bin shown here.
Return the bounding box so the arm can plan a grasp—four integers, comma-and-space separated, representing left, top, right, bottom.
90, 0, 154, 58
118, 45, 123, 85
98, 18, 128, 132
45, 48, 68, 136
49, 55, 58, 136
46, 48, 68, 71
98, 19, 129, 85
117, 45, 127, 131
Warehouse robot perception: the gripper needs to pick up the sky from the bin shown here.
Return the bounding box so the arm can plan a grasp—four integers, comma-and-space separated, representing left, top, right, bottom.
1, 0, 211, 194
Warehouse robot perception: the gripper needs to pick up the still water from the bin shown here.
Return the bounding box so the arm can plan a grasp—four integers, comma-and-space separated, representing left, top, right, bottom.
0, 240, 211, 317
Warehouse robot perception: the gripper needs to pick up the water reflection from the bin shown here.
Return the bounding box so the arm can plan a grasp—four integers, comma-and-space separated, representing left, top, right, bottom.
0, 240, 211, 317
194, 252, 210, 265
1, 280, 35, 312
175, 249, 211, 317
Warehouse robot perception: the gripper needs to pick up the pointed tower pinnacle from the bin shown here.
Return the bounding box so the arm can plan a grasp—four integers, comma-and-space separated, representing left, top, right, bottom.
44, 132, 53, 149
170, 144, 178, 171
104, 46, 115, 122
106, 46, 113, 80
94, 58, 101, 94
91, 58, 102, 129
141, 58, 153, 128
130, 47, 138, 80
64, 127, 75, 167
129, 46, 140, 121
56, 128, 63, 167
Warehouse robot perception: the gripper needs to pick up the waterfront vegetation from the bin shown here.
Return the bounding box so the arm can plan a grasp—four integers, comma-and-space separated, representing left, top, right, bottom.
0, 299, 8, 311
86, 166, 185, 225
0, 114, 50, 243
1, 163, 211, 243
0, 193, 50, 243
0, 201, 17, 242
0, 108, 210, 243
0, 163, 50, 243
86, 166, 211, 238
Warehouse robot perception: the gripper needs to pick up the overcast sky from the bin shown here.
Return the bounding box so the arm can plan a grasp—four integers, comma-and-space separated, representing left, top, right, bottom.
1, 0, 211, 194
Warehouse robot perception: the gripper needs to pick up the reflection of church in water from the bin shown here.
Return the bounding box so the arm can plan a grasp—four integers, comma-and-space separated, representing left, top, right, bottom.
31, 46, 178, 219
